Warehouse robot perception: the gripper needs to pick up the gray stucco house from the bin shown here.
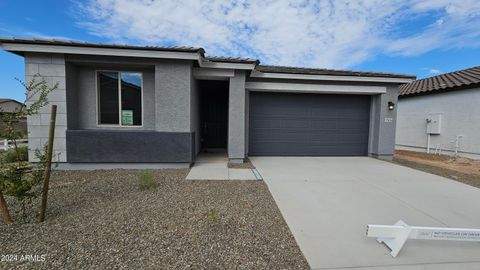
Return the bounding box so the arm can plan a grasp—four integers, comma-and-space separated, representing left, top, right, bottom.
397, 66, 480, 159
0, 38, 415, 169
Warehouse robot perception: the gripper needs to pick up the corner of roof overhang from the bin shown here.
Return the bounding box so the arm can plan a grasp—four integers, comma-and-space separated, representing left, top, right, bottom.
197, 55, 259, 70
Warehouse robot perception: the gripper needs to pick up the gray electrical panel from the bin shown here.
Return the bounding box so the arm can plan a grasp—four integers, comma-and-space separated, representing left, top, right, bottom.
426, 113, 442, 134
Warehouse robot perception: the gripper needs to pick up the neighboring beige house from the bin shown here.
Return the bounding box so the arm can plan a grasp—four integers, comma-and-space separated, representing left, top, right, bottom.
0, 98, 27, 138
396, 66, 480, 159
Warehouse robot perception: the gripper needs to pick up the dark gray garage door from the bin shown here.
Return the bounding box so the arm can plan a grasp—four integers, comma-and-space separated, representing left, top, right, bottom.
249, 92, 371, 156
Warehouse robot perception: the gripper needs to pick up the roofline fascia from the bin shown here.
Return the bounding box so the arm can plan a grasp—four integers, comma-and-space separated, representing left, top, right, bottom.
1, 42, 259, 70
198, 57, 257, 70
193, 67, 235, 80
0, 42, 200, 61
245, 81, 386, 94
250, 70, 415, 84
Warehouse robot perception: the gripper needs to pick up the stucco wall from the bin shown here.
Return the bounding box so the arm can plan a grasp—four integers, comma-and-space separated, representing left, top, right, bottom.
25, 52, 67, 162
190, 77, 201, 155
396, 88, 480, 159
368, 85, 398, 159
228, 70, 247, 161
155, 61, 193, 132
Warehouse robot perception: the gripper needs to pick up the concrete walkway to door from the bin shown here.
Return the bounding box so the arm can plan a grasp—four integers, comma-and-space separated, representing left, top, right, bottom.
186, 153, 257, 180
250, 157, 480, 270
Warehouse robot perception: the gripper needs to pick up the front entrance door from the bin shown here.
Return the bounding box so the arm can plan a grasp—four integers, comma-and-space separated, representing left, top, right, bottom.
200, 81, 229, 151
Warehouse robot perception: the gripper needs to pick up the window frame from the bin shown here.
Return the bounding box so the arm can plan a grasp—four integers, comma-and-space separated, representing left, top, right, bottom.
95, 70, 144, 128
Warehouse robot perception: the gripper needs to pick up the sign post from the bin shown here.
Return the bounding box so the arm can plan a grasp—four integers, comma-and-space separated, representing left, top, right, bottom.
367, 220, 480, 257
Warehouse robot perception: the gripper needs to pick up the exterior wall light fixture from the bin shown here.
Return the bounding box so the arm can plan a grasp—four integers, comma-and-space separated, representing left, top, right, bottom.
388, 101, 395, 111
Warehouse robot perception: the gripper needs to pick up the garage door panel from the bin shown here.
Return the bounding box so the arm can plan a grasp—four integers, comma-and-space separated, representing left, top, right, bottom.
253, 119, 284, 128
336, 121, 368, 130
252, 131, 312, 141
253, 132, 368, 144
253, 105, 307, 116
249, 92, 370, 156
250, 142, 366, 156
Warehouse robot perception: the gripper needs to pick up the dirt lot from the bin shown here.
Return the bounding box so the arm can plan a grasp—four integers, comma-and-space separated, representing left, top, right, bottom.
394, 150, 480, 188
0, 169, 308, 269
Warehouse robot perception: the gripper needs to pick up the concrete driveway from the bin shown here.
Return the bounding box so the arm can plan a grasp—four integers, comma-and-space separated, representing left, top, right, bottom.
250, 157, 480, 270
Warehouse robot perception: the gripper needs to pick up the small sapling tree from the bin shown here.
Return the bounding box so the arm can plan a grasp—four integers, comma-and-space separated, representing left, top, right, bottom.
0, 74, 57, 223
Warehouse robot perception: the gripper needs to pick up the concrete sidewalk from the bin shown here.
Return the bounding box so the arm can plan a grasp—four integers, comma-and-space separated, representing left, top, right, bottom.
186, 153, 257, 180
251, 157, 480, 270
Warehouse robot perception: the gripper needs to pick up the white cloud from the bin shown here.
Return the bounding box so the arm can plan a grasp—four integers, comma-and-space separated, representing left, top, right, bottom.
0, 24, 73, 41
429, 69, 441, 74
75, 0, 480, 68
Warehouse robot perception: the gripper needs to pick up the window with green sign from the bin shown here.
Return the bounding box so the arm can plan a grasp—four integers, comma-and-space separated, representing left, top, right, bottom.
97, 71, 142, 126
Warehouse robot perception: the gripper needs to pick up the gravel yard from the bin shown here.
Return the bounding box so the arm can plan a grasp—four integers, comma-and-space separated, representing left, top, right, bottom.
0, 169, 308, 269
394, 150, 480, 188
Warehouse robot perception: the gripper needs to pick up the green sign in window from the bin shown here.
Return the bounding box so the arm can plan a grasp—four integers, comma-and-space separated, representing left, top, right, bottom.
121, 110, 134, 126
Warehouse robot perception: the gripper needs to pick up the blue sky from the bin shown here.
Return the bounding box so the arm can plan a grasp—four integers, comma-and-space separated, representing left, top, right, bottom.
1, 0, 480, 101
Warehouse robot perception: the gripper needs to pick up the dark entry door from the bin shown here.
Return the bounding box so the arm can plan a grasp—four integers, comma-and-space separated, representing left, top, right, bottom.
200, 81, 229, 150
249, 92, 371, 156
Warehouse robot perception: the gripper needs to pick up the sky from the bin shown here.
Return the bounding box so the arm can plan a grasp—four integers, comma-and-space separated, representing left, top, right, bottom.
1, 0, 480, 101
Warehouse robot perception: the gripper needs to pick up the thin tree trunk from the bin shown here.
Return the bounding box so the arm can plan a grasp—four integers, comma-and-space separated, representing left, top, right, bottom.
0, 192, 13, 224
38, 105, 57, 223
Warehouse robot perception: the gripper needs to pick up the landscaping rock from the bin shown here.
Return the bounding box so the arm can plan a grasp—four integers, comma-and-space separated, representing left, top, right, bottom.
0, 169, 309, 269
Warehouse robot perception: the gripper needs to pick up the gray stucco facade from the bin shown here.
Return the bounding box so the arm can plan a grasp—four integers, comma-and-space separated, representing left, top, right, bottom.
368, 86, 399, 159
25, 53, 67, 162
397, 87, 480, 159
1, 38, 414, 167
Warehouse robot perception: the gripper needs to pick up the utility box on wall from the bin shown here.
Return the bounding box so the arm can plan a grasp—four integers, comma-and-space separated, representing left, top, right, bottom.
426, 113, 442, 134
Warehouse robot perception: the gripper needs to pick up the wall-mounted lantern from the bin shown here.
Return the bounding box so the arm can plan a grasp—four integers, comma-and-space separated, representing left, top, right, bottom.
388, 101, 395, 111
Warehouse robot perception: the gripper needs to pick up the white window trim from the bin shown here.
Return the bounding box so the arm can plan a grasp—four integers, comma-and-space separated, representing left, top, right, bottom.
96, 70, 144, 128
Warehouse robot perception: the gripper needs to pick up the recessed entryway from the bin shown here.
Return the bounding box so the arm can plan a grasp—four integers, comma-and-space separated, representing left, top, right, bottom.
199, 80, 229, 153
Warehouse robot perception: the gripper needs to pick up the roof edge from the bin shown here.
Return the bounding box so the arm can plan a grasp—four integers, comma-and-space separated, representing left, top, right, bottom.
256, 64, 416, 80
0, 98, 24, 105
0, 37, 205, 55
399, 81, 480, 98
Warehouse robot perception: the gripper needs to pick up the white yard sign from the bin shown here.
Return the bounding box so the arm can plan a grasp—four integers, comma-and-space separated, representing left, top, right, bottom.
366, 220, 480, 257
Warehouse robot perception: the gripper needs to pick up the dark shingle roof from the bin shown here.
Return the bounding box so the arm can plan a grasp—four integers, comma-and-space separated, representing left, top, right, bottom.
399, 66, 480, 97
0, 37, 205, 54
256, 65, 415, 79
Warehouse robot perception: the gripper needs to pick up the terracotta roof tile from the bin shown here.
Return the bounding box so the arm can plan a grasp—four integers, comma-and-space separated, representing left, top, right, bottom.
399, 66, 480, 97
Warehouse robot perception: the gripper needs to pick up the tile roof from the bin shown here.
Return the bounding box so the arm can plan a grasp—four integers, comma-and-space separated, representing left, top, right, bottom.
0, 38, 205, 54
399, 66, 480, 97
1, 37, 417, 80
256, 65, 415, 79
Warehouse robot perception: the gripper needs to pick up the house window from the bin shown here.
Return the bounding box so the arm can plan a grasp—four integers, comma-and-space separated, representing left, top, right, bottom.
97, 71, 142, 126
